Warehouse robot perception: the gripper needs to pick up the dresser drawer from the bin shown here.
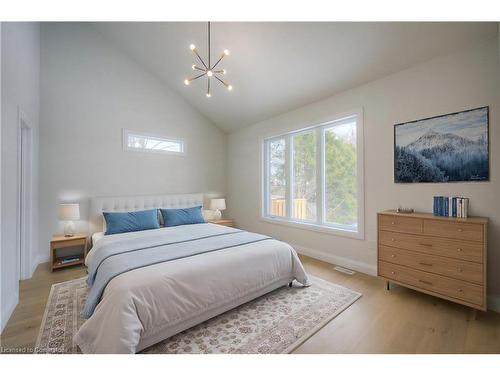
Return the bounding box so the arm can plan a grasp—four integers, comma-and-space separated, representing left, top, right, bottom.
423, 220, 483, 242
379, 245, 483, 284
378, 230, 483, 263
378, 214, 423, 234
379, 261, 484, 307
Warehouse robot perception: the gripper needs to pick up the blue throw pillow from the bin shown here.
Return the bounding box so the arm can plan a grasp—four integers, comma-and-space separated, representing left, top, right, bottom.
160, 206, 205, 227
103, 209, 160, 235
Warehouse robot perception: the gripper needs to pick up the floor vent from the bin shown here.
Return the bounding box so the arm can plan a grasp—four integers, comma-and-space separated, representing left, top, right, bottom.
334, 266, 356, 275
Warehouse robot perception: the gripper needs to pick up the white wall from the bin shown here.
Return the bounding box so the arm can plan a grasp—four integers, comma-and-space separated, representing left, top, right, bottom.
39, 23, 227, 262
227, 38, 500, 303
1, 23, 40, 331
0, 22, 3, 331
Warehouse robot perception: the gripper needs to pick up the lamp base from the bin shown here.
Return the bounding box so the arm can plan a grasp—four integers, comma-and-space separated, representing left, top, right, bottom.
64, 221, 76, 237
213, 209, 222, 221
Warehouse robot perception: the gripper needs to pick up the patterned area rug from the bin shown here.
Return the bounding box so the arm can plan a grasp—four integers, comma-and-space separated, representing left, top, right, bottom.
35, 276, 361, 354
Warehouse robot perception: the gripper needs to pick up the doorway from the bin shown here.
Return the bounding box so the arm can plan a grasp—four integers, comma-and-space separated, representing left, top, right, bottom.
17, 108, 33, 280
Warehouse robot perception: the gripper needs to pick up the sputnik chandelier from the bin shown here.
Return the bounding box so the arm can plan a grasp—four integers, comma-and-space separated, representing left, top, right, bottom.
184, 22, 232, 98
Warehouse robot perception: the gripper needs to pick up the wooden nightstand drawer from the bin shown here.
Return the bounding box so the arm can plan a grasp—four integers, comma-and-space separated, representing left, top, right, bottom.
378, 214, 423, 234
51, 237, 85, 249
423, 220, 483, 242
379, 245, 483, 284
379, 261, 484, 307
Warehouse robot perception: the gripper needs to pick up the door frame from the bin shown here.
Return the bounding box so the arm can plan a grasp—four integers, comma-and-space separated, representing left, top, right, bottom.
17, 107, 34, 280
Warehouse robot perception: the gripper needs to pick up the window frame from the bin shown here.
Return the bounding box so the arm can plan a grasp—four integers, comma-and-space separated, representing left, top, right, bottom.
261, 109, 364, 240
122, 129, 185, 155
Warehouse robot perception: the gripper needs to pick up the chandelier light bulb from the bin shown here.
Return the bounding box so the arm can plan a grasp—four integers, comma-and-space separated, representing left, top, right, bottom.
223, 49, 229, 56
222, 69, 227, 75
227, 85, 233, 91
189, 44, 196, 51
191, 64, 196, 70
206, 93, 211, 98
207, 70, 213, 77
184, 79, 190, 85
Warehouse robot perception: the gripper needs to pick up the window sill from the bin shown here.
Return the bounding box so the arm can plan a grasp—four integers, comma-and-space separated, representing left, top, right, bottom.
260, 216, 364, 240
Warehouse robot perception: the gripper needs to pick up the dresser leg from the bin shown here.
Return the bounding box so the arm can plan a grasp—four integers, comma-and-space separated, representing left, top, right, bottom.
386, 281, 390, 291
473, 308, 478, 321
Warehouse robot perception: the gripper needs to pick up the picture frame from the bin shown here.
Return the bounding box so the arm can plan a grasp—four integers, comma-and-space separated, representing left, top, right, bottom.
394, 106, 489, 183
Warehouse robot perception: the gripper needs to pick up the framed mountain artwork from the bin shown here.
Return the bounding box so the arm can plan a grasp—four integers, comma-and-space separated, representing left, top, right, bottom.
394, 106, 489, 183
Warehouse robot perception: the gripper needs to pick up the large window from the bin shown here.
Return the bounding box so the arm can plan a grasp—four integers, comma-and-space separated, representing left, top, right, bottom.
263, 112, 363, 238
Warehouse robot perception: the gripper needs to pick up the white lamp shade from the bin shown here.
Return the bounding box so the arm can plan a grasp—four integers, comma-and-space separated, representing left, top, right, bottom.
58, 203, 80, 221
209, 198, 226, 211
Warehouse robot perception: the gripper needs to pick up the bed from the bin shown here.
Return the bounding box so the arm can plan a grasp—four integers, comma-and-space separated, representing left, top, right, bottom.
73, 194, 309, 353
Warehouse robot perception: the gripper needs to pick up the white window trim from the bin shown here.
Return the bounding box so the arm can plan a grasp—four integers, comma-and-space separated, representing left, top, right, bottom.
260, 108, 364, 240
122, 129, 185, 155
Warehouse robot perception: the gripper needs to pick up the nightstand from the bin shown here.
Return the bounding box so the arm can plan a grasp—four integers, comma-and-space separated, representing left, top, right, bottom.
50, 233, 88, 271
210, 219, 235, 227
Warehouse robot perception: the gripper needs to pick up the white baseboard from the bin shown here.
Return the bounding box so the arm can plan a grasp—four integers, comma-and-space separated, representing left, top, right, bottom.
28, 253, 49, 278
36, 252, 49, 265
1, 292, 19, 333
292, 243, 377, 276
1, 253, 48, 332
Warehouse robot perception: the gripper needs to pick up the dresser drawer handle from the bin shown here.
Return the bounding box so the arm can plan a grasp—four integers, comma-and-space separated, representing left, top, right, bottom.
391, 254, 396, 258
419, 243, 433, 247
457, 248, 462, 252
419, 262, 433, 267
418, 279, 433, 285
458, 267, 463, 272
391, 271, 395, 275
391, 238, 395, 242
458, 288, 463, 292
457, 228, 463, 232
391, 221, 395, 225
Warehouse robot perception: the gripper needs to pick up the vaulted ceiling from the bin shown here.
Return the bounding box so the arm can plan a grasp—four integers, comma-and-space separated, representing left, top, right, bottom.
93, 22, 497, 132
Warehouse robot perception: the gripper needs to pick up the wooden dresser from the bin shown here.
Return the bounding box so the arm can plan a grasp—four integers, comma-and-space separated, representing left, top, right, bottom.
377, 211, 488, 311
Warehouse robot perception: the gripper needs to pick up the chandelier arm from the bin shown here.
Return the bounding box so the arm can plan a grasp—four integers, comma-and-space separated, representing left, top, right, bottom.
193, 66, 206, 72
207, 77, 211, 96
211, 54, 225, 70
213, 69, 224, 74
193, 49, 208, 70
188, 72, 207, 82
214, 75, 229, 87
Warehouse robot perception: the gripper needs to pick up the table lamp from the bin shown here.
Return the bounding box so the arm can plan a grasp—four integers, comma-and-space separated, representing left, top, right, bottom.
209, 198, 226, 221
58, 203, 80, 237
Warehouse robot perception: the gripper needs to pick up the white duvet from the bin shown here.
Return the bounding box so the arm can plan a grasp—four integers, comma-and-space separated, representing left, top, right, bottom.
73, 225, 309, 353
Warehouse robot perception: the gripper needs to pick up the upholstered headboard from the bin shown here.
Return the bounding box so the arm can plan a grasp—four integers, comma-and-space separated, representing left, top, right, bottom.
89, 193, 204, 235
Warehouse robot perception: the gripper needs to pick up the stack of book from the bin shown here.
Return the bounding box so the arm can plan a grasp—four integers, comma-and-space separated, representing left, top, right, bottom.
433, 196, 469, 218
60, 256, 81, 264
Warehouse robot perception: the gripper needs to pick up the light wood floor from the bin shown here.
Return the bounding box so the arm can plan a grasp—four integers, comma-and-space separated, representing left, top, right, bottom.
1, 255, 499, 353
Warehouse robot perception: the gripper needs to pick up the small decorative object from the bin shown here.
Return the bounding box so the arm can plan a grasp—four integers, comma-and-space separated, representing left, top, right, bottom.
433, 196, 469, 218
184, 22, 233, 98
58, 203, 80, 237
396, 207, 414, 214
394, 106, 489, 183
209, 198, 226, 221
